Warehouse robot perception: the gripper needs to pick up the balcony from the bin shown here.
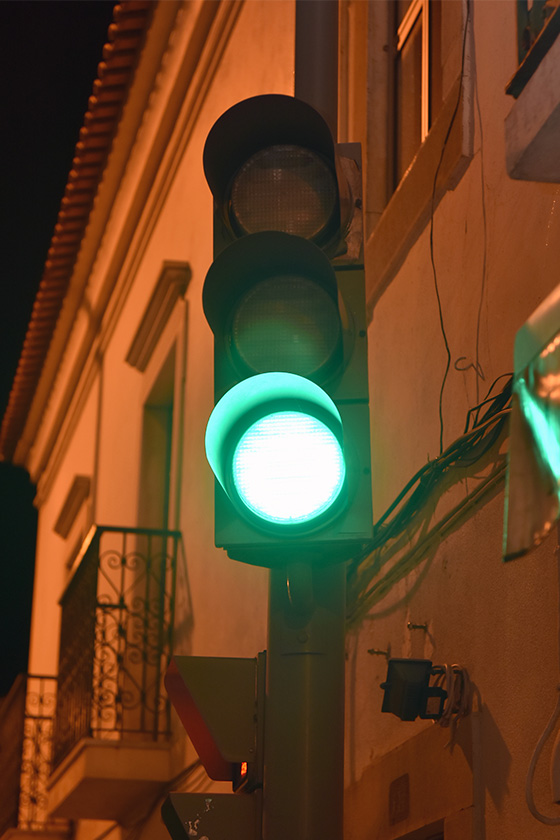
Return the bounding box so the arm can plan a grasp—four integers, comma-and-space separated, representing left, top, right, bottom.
47, 526, 180, 824
0, 674, 69, 840
505, 2, 560, 181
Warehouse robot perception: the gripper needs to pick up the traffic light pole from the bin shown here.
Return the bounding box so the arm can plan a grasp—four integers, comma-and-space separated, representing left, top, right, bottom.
264, 562, 345, 840
264, 8, 344, 838
162, 2, 371, 838
295, 0, 338, 137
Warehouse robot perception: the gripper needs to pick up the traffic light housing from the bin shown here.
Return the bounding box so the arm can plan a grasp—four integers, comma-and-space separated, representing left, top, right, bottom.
164, 655, 265, 791
202, 94, 372, 566
161, 654, 265, 840
203, 94, 347, 258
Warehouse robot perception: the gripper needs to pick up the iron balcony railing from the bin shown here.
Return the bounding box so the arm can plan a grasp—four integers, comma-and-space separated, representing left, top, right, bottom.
0, 673, 68, 835
52, 526, 180, 769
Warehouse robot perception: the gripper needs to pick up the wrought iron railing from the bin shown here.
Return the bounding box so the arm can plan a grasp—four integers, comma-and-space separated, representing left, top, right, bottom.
19, 675, 67, 830
52, 526, 179, 769
0, 673, 67, 834
0, 675, 25, 836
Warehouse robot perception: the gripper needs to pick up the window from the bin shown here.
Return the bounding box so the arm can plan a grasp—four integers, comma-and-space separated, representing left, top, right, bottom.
138, 347, 175, 529
393, 0, 442, 188
338, 0, 472, 300
126, 260, 190, 528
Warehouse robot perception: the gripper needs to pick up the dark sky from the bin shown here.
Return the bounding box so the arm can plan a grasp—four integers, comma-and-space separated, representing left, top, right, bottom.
0, 0, 116, 694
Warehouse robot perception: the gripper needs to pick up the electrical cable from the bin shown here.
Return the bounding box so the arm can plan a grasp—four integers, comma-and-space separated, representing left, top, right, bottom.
349, 0, 496, 617
464, 373, 512, 432
525, 686, 560, 826
434, 664, 472, 747
524, 531, 560, 825
359, 375, 511, 552
351, 459, 506, 624
429, 0, 471, 454
473, 24, 488, 403
347, 374, 512, 622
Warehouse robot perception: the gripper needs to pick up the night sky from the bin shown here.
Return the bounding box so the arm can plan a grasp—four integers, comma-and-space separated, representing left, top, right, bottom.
0, 0, 116, 695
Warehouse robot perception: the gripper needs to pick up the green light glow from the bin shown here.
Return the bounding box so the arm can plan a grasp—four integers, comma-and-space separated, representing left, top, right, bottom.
232, 411, 345, 524
517, 376, 560, 482
205, 372, 344, 487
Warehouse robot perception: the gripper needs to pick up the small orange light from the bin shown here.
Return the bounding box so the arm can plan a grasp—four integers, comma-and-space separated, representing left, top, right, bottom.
240, 761, 248, 777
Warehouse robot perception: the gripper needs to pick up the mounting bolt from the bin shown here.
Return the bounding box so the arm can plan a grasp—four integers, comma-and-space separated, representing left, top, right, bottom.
367, 647, 390, 659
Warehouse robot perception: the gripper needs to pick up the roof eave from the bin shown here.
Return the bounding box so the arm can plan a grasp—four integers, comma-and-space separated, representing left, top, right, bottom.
0, 0, 156, 464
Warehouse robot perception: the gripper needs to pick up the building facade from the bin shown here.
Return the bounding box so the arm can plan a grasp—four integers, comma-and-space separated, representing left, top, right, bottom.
1, 1, 560, 839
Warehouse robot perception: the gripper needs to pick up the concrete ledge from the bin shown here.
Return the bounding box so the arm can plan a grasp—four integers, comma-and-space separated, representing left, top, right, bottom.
47, 739, 173, 825
505, 33, 560, 182
1, 828, 71, 840
345, 719, 474, 840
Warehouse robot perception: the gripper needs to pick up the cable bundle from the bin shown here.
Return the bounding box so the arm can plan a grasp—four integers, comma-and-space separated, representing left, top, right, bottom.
433, 664, 472, 746
347, 375, 512, 625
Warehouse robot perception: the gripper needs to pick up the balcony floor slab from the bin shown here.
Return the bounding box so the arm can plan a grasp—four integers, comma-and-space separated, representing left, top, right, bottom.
47, 739, 173, 825
1, 828, 71, 840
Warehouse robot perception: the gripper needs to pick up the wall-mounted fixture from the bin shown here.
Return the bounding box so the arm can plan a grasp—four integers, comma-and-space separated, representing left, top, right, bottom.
380, 659, 446, 722
380, 659, 470, 727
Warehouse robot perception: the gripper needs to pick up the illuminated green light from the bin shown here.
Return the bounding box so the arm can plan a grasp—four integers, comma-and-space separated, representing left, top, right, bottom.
205, 373, 347, 528
205, 372, 344, 484
232, 411, 345, 525
517, 376, 560, 481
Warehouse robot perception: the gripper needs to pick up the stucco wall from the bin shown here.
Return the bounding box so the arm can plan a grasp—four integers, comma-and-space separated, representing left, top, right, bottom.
22, 0, 560, 837
346, 2, 560, 838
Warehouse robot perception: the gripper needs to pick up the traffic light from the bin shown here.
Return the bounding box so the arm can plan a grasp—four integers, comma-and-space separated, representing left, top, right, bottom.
202, 94, 372, 566
161, 654, 265, 840
164, 95, 368, 840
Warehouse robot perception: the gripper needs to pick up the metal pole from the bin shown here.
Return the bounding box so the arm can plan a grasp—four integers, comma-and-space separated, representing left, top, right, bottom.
262, 9, 344, 840
263, 562, 345, 840
295, 0, 339, 138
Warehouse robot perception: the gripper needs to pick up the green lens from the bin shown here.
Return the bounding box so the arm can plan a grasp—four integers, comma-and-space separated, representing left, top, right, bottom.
232, 410, 345, 525
231, 275, 341, 379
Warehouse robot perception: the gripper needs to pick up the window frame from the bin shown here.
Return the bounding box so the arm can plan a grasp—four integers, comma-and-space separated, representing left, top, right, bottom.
364, 0, 473, 309
397, 0, 431, 142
